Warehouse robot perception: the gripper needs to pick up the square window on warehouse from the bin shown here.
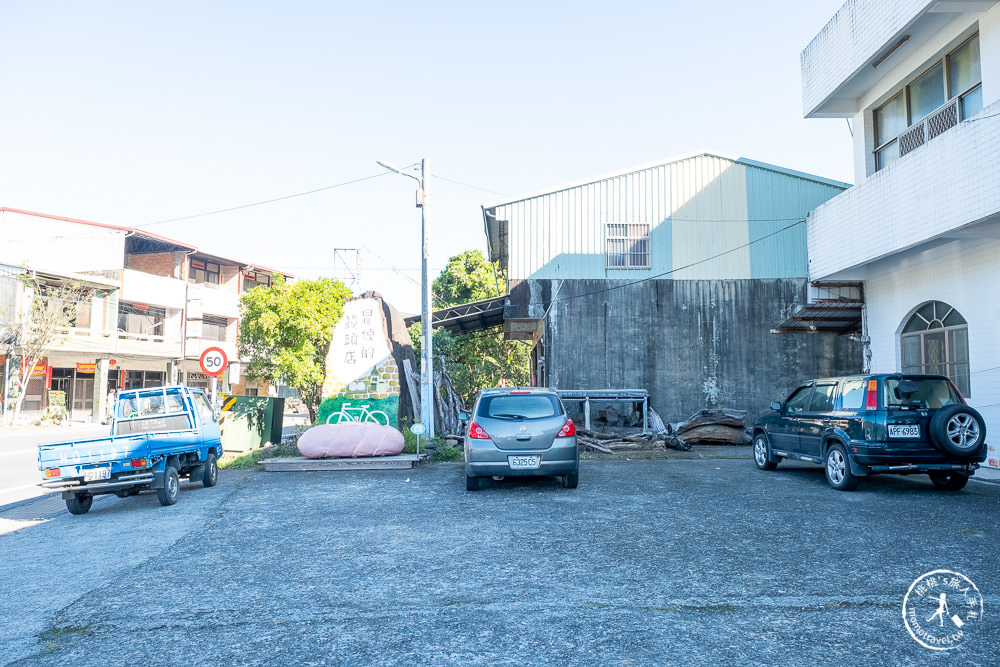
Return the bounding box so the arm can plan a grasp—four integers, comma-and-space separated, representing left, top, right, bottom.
606, 223, 651, 269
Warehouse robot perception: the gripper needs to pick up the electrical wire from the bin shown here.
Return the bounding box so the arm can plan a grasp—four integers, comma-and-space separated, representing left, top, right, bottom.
545, 217, 808, 306
134, 172, 389, 228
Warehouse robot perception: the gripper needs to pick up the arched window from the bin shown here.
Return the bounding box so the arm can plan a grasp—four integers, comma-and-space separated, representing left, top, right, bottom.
900, 301, 970, 396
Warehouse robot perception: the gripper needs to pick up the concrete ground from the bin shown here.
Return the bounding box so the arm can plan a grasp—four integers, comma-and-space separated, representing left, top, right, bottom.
1, 452, 999, 666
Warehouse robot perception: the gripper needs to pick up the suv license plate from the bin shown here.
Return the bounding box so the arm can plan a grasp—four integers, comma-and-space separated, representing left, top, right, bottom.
888, 425, 920, 439
84, 467, 111, 482
508, 455, 541, 470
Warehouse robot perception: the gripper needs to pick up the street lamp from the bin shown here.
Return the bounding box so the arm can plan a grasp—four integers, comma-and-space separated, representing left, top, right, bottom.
377, 159, 434, 438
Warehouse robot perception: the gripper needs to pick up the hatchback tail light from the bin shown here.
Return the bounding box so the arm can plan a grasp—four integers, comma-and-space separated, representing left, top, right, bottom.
468, 421, 491, 439
556, 419, 576, 438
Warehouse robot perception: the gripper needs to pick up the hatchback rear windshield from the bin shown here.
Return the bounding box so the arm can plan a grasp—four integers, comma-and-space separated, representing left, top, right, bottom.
477, 394, 563, 420
885, 377, 963, 409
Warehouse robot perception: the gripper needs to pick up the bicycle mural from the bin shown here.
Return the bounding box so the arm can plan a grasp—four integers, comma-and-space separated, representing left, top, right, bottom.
325, 402, 389, 426
318, 295, 402, 427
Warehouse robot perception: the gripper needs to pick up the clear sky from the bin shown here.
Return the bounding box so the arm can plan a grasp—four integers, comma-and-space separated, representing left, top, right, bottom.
2, 0, 850, 314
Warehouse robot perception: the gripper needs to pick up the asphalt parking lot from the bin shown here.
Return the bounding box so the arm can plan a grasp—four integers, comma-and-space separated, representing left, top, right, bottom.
1, 454, 998, 666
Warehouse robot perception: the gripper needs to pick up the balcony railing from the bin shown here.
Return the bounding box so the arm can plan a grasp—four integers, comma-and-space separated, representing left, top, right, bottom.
899, 98, 960, 157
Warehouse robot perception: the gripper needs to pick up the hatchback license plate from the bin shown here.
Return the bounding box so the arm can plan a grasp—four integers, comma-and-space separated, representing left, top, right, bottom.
84, 467, 111, 482
508, 455, 540, 470
888, 425, 920, 439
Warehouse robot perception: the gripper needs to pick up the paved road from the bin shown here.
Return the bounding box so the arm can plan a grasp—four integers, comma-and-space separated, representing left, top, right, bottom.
1, 457, 998, 665
0, 425, 108, 507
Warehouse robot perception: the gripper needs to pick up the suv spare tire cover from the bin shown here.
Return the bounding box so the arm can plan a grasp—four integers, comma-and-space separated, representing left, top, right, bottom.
929, 405, 986, 456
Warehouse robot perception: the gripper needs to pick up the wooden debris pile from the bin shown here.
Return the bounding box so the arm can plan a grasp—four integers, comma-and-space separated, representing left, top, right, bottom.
577, 426, 692, 453
575, 408, 749, 453
673, 409, 748, 445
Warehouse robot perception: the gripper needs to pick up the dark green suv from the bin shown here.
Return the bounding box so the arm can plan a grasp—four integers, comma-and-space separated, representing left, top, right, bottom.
753, 374, 987, 490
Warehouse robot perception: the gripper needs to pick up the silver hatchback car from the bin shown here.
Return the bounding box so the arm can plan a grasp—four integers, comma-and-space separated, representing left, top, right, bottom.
461, 387, 579, 491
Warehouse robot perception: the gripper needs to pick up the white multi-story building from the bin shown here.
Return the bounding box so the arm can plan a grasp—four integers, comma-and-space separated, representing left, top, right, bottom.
802, 0, 1000, 468
0, 208, 289, 421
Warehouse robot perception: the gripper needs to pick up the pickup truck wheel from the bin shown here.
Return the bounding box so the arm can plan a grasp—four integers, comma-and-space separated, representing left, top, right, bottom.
929, 472, 970, 491
157, 466, 180, 506
66, 494, 93, 515
202, 453, 219, 488
753, 433, 778, 471
825, 444, 858, 491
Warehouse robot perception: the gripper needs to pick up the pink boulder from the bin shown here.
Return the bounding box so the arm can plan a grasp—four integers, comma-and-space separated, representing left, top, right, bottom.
297, 423, 405, 459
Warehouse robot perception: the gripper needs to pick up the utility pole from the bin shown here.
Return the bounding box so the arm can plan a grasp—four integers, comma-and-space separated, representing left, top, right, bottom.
377, 159, 435, 438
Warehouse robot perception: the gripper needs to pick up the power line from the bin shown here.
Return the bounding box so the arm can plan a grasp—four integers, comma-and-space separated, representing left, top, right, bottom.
433, 174, 509, 197
134, 172, 389, 227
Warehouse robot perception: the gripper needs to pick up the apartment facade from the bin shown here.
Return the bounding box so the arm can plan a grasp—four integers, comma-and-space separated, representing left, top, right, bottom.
0, 208, 288, 421
802, 0, 1000, 468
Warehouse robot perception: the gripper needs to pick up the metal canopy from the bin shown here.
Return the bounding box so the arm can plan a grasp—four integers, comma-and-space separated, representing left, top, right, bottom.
403, 295, 506, 335
771, 300, 864, 335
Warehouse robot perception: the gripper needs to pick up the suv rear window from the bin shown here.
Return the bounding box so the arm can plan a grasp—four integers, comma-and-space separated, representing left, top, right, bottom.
478, 394, 562, 420
885, 377, 962, 409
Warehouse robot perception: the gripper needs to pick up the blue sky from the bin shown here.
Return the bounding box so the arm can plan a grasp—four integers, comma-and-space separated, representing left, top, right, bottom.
1, 1, 849, 313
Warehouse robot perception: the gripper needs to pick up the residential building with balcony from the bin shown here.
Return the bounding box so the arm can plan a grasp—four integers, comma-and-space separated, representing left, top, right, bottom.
0, 208, 289, 421
801, 0, 1000, 468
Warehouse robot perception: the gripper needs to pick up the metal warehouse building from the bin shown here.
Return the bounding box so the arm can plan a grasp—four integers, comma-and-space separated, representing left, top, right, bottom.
482, 151, 861, 423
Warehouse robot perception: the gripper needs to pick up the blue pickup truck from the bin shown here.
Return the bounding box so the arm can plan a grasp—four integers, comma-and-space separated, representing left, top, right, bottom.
38, 386, 224, 515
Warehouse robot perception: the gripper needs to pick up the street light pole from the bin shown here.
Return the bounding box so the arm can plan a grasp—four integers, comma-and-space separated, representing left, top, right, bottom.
419, 159, 435, 439
377, 159, 435, 438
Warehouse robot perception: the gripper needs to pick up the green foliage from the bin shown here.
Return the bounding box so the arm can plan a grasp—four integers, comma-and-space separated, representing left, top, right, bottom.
238, 276, 352, 422
429, 444, 464, 462
409, 249, 531, 405
220, 440, 301, 469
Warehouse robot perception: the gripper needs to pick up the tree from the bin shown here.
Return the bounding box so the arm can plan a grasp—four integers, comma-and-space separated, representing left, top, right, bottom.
238, 276, 352, 422
410, 250, 530, 405
0, 270, 93, 425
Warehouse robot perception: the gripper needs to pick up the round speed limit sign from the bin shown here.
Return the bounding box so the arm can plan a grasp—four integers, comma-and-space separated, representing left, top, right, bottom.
199, 346, 228, 377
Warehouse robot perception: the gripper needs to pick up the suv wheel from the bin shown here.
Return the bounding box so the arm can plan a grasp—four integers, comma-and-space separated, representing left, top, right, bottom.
753, 433, 777, 471
930, 406, 986, 456
929, 472, 970, 491
825, 443, 858, 491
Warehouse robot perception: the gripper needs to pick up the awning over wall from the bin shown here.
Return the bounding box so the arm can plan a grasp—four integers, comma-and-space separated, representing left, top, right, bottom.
771, 300, 863, 335
403, 295, 507, 335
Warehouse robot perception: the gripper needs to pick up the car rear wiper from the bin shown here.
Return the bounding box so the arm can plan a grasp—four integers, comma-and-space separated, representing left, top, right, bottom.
491, 413, 525, 420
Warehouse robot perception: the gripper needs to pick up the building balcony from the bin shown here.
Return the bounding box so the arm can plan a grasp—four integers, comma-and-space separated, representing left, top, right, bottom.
808, 100, 1000, 282
184, 336, 238, 362
187, 282, 240, 319
121, 269, 186, 309
51, 327, 183, 359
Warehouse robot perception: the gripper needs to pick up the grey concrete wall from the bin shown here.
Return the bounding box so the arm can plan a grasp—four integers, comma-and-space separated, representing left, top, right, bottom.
541, 278, 860, 424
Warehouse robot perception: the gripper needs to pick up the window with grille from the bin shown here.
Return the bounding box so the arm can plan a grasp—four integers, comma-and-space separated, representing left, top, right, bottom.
900, 301, 970, 397
202, 316, 229, 342
606, 223, 651, 269
873, 34, 981, 171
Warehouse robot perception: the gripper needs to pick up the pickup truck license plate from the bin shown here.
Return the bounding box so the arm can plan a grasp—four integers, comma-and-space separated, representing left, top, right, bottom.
84, 467, 111, 482
508, 455, 541, 470
888, 425, 920, 439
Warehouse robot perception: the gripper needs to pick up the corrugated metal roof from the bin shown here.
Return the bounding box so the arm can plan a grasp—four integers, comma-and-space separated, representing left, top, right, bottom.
485, 153, 849, 282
